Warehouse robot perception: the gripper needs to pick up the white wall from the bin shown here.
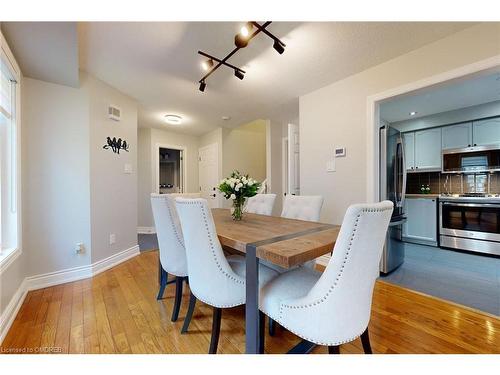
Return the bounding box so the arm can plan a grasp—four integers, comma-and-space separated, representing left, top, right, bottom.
137, 128, 151, 229
222, 120, 267, 181
87, 74, 138, 263
22, 77, 92, 275
137, 127, 199, 228
300, 23, 500, 224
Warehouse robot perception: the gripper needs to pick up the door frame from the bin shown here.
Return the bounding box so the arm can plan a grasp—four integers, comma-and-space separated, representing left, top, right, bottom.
282, 136, 288, 196
367, 55, 500, 204
152, 143, 187, 194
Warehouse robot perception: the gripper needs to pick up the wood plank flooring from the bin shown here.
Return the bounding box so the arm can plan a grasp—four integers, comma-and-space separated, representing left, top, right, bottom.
1, 250, 499, 354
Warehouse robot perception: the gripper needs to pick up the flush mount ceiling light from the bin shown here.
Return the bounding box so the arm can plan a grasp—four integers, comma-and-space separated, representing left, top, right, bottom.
197, 21, 285, 93
409, 111, 418, 116
164, 114, 182, 125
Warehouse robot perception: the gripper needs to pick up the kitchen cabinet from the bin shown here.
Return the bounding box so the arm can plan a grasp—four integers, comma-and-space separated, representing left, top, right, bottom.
402, 197, 438, 246
472, 118, 500, 146
403, 132, 415, 170
403, 128, 441, 171
442, 122, 472, 149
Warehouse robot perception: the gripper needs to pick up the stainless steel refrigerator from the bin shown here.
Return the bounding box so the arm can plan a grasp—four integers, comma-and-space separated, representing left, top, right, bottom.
379, 125, 407, 274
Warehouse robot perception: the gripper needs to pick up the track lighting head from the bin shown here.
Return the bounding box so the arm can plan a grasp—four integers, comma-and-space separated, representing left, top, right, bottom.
273, 40, 285, 54
234, 70, 244, 80
201, 58, 214, 71
240, 22, 253, 38
235, 34, 249, 48
199, 81, 206, 92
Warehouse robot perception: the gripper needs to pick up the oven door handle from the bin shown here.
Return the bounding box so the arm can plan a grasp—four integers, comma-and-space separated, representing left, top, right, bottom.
441, 202, 500, 208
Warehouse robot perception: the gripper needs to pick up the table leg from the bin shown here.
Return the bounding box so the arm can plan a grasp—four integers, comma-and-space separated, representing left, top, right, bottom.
245, 244, 260, 354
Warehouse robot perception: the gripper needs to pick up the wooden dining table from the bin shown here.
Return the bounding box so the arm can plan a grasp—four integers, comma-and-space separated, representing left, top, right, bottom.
211, 208, 340, 354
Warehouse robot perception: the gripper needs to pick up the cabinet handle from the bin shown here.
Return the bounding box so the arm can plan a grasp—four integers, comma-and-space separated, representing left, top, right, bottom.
468, 144, 471, 147
474, 144, 477, 146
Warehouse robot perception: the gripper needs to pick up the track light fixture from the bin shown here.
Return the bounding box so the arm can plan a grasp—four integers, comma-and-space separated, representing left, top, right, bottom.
235, 22, 253, 48
273, 40, 285, 54
234, 69, 244, 80
197, 21, 285, 93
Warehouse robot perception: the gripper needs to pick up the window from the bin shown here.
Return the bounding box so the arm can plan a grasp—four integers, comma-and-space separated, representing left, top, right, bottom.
0, 37, 19, 259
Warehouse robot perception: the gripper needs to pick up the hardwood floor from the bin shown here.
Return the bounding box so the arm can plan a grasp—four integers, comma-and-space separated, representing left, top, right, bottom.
2, 250, 499, 354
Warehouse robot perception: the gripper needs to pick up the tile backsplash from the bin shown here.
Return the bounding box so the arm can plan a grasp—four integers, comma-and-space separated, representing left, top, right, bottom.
406, 172, 500, 194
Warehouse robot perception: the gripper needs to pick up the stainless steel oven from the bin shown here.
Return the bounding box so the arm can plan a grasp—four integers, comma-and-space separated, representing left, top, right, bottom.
439, 196, 500, 256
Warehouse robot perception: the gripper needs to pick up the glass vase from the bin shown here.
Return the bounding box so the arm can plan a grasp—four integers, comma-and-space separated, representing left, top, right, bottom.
231, 197, 245, 221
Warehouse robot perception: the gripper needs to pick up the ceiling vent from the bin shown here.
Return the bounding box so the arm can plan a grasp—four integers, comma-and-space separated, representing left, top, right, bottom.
108, 105, 121, 121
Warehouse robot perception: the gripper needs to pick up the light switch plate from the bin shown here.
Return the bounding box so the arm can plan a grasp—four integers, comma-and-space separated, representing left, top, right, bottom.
124, 163, 133, 174
326, 160, 335, 172
109, 234, 116, 245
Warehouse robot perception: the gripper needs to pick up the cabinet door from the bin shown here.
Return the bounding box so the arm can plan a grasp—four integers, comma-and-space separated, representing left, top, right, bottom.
402, 198, 437, 245
403, 132, 415, 170
472, 118, 500, 146
442, 122, 472, 149
414, 128, 442, 170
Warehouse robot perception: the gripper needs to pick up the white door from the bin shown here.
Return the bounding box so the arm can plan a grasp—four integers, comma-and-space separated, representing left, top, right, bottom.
199, 143, 220, 208
287, 123, 300, 195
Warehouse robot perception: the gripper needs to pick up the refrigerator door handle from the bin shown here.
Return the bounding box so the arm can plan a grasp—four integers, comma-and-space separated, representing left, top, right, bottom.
400, 136, 407, 209
394, 137, 406, 208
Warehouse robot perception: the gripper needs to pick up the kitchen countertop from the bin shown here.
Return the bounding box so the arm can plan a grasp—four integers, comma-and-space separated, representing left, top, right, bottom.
406, 194, 440, 198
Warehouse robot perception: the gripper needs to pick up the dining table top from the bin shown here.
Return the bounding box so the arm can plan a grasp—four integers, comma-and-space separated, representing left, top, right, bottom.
212, 208, 340, 269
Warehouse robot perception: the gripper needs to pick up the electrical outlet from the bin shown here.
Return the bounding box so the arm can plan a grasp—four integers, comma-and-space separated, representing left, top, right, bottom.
75, 243, 85, 254
109, 233, 116, 245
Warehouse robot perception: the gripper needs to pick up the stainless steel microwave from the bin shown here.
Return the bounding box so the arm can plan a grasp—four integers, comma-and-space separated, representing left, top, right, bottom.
442, 145, 500, 174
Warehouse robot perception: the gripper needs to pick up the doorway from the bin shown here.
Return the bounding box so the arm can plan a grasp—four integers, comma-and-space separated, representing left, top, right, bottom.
153, 144, 186, 195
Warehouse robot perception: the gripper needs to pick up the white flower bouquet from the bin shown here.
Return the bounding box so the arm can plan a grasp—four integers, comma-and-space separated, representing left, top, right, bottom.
218, 170, 261, 220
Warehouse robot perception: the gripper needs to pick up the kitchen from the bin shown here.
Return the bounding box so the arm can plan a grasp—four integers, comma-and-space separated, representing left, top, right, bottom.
379, 70, 500, 316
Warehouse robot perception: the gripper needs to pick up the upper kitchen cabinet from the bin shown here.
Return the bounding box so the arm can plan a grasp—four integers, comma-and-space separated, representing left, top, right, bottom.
442, 122, 472, 149
403, 132, 415, 170
414, 128, 442, 171
472, 117, 500, 146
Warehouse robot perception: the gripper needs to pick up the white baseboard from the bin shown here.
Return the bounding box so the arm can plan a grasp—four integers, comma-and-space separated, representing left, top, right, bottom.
137, 226, 156, 234
0, 244, 140, 345
0, 278, 28, 344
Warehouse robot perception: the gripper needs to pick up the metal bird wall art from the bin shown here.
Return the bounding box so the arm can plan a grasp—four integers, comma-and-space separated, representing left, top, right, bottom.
103, 136, 130, 154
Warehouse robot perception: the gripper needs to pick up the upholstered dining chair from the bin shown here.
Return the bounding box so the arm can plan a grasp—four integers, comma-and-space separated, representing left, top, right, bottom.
263, 194, 325, 335
245, 193, 277, 216
259, 201, 393, 354
281, 194, 324, 222
150, 193, 198, 322
175, 197, 279, 354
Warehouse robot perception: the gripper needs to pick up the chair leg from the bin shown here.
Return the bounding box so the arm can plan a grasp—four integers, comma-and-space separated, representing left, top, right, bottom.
171, 277, 184, 322
156, 264, 168, 300
209, 307, 222, 354
328, 345, 340, 354
268, 317, 276, 336
181, 292, 197, 334
360, 328, 373, 354
259, 311, 266, 354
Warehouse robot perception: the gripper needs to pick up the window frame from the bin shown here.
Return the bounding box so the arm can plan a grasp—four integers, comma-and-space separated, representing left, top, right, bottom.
0, 30, 22, 271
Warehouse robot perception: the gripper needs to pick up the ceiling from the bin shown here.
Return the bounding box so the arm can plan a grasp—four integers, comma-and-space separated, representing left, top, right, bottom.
380, 69, 500, 123
3, 21, 477, 136
1, 22, 79, 87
